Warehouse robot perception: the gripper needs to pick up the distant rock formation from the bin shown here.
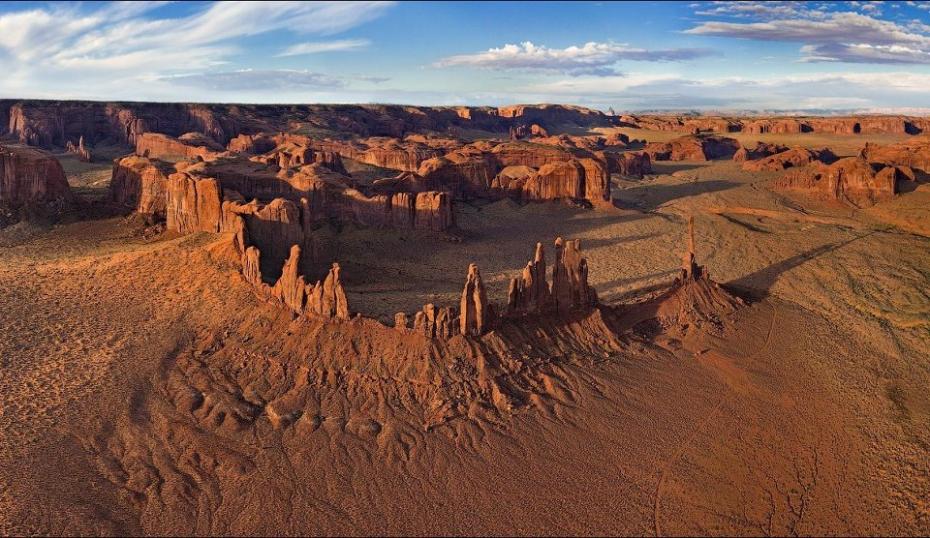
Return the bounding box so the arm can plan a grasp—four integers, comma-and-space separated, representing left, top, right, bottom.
135, 132, 224, 162
741, 147, 837, 172
65, 136, 92, 162
0, 143, 73, 217
644, 135, 740, 161
774, 157, 910, 207
860, 138, 930, 175
732, 142, 788, 163
600, 150, 652, 178
621, 114, 930, 136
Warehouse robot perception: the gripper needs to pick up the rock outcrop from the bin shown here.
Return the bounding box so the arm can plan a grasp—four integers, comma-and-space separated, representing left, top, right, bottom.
65, 136, 92, 162
135, 132, 224, 162
165, 173, 222, 234
601, 150, 652, 178
245, 242, 350, 321
506, 238, 598, 316
507, 242, 551, 315
644, 135, 740, 161
551, 238, 597, 314
460, 264, 489, 336
741, 147, 837, 172
860, 138, 930, 174
774, 157, 905, 207
653, 216, 743, 332
419, 140, 611, 204
732, 142, 788, 162
0, 143, 73, 213
109, 156, 171, 216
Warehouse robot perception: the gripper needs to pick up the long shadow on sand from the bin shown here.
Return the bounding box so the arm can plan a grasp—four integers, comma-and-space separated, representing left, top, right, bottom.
613, 180, 737, 211
727, 231, 877, 300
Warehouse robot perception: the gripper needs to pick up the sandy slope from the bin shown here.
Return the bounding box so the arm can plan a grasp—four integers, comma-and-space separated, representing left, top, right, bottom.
0, 131, 928, 535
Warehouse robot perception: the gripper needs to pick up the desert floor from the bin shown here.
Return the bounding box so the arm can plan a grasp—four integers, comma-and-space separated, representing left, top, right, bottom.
1, 130, 928, 535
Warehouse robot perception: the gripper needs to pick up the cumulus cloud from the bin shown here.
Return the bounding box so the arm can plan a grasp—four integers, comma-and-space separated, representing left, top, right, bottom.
434, 41, 714, 76
687, 8, 930, 64
277, 38, 370, 57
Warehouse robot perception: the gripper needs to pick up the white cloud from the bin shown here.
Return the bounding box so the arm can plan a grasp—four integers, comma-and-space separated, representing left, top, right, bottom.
277, 38, 370, 57
522, 71, 930, 111
434, 41, 714, 76
158, 69, 346, 90
0, 1, 394, 99
687, 9, 930, 64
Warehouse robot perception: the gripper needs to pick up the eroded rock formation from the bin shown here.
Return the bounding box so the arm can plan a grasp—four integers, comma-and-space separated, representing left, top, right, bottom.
0, 143, 73, 214
644, 135, 740, 161
65, 136, 92, 162
240, 240, 350, 321
860, 138, 930, 174
109, 156, 171, 216
741, 147, 837, 172
774, 157, 906, 207
460, 264, 489, 336
136, 132, 224, 162
601, 150, 652, 178
653, 216, 743, 331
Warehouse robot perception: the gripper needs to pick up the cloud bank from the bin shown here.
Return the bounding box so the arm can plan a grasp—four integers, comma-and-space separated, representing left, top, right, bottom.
435, 41, 714, 76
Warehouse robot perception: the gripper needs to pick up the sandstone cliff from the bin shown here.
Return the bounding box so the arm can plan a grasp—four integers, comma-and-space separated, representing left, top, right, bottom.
0, 143, 73, 213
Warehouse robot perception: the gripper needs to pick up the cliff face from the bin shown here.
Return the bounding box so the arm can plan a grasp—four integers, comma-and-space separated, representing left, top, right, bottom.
622, 114, 930, 136
774, 157, 907, 207
0, 143, 73, 210
109, 156, 171, 216
0, 100, 610, 150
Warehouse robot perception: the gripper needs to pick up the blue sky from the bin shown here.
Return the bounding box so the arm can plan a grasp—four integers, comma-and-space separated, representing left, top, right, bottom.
1, 1, 929, 111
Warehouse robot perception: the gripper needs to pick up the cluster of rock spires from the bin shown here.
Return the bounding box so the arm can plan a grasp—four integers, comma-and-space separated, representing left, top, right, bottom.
65, 136, 92, 162
393, 235, 599, 338
226, 193, 601, 337
230, 209, 736, 339
505, 238, 597, 316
